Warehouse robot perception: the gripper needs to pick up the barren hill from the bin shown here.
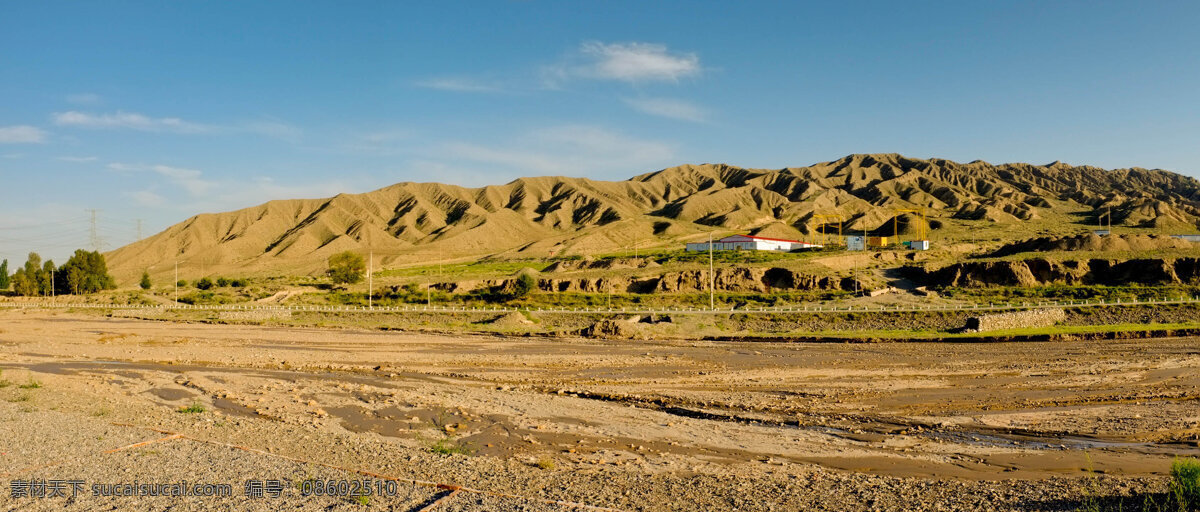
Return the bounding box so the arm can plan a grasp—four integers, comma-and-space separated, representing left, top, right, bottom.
107, 154, 1200, 281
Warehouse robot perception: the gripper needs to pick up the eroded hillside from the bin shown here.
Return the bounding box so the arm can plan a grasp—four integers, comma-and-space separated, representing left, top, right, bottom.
106, 154, 1200, 281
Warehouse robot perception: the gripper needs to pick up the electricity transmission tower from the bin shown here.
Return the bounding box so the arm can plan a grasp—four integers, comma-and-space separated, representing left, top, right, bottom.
86, 209, 103, 251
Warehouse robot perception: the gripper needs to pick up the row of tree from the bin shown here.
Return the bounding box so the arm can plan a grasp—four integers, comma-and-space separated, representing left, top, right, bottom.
2, 250, 116, 296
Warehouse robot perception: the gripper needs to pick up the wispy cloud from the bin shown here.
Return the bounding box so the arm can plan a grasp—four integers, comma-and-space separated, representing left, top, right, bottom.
239, 120, 303, 142
54, 111, 212, 133
336, 129, 415, 156
414, 78, 502, 93
434, 125, 677, 181
65, 93, 102, 105
0, 125, 48, 144
52, 111, 302, 141
546, 42, 702, 86
126, 189, 166, 207
622, 97, 709, 122
107, 162, 215, 196
57, 156, 99, 163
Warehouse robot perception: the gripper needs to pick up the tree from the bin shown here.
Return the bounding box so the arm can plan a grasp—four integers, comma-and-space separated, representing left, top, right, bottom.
0, 259, 9, 290
11, 269, 35, 296
327, 251, 365, 285
196, 277, 213, 290
11, 253, 43, 296
511, 272, 537, 299
52, 250, 116, 295
66, 267, 85, 295
140, 271, 152, 290
40, 260, 56, 296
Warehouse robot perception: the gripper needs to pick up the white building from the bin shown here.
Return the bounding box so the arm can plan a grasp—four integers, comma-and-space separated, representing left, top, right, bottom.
846, 235, 865, 251
685, 234, 821, 252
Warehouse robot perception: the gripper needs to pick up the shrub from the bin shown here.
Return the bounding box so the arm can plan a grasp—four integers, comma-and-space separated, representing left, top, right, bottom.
327, 251, 366, 285
1172, 457, 1200, 508
511, 272, 536, 299
177, 279, 188, 287
179, 402, 205, 413
196, 277, 214, 290
139, 271, 152, 290
216, 277, 230, 287
230, 278, 248, 287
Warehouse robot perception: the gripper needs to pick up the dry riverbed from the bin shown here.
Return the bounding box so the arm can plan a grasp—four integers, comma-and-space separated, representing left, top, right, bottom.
0, 309, 1197, 510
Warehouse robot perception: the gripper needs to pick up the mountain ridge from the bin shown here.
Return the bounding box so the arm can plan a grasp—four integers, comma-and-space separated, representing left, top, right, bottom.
106, 153, 1200, 281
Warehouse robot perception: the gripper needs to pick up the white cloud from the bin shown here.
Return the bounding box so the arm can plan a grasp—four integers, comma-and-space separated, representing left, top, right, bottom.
239, 120, 303, 142
53, 111, 212, 133
622, 97, 709, 122
414, 78, 502, 93
107, 162, 215, 196
435, 125, 677, 180
66, 93, 102, 105
57, 156, 99, 163
0, 125, 48, 144
51, 111, 302, 142
245, 177, 350, 201
336, 129, 416, 156
565, 42, 701, 83
127, 189, 166, 207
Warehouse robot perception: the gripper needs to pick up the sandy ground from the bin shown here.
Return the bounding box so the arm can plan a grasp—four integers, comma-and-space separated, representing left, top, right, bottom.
0, 309, 1197, 511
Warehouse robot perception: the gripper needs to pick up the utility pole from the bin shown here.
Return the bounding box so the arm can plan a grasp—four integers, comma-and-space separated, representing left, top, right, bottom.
368, 248, 373, 309
709, 232, 714, 311
86, 209, 102, 251
174, 261, 179, 303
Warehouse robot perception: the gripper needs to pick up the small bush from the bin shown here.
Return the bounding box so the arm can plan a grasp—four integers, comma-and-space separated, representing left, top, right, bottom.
1173, 457, 1200, 509
429, 438, 471, 455
177, 291, 234, 305
176, 279, 188, 287
328, 251, 366, 285
196, 277, 214, 290
216, 277, 230, 287
18, 379, 41, 389
230, 278, 248, 287
179, 402, 206, 413
511, 273, 536, 298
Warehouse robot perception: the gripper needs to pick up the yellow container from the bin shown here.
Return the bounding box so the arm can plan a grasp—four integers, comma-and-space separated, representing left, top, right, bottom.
867, 236, 889, 247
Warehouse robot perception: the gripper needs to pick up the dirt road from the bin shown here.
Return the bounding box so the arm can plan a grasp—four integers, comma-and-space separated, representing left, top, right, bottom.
0, 309, 1196, 510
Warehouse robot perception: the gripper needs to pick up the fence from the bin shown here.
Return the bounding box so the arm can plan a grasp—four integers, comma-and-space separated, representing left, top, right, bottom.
3, 295, 1199, 316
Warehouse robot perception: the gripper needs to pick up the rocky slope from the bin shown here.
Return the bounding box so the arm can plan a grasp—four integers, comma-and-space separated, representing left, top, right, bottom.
921, 257, 1200, 288
106, 154, 1200, 280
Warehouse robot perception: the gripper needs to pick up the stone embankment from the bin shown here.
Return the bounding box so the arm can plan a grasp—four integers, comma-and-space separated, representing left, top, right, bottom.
965, 308, 1066, 333
217, 310, 293, 322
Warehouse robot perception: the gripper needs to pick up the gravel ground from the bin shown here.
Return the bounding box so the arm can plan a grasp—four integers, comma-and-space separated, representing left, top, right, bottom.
0, 309, 1193, 511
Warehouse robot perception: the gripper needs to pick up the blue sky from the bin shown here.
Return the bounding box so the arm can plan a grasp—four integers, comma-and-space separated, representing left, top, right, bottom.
2, 1, 1199, 262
